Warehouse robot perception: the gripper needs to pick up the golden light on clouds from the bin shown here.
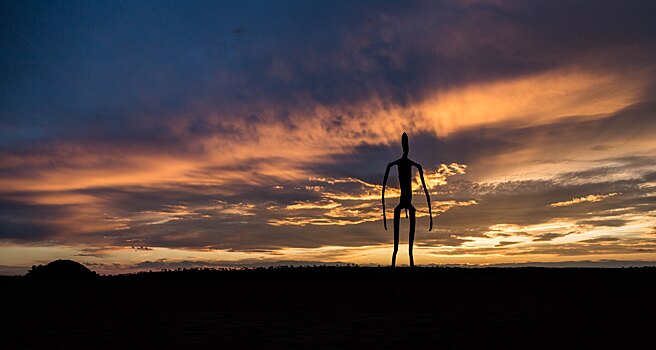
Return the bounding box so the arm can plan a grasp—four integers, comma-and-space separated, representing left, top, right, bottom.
0, 67, 648, 197
265, 163, 474, 229
550, 193, 619, 207
416, 69, 647, 134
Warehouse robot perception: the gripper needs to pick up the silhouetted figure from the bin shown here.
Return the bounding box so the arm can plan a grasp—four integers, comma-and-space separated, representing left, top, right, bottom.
382, 133, 432, 267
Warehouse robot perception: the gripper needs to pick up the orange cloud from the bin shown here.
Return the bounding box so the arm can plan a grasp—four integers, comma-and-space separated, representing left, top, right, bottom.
550, 193, 619, 207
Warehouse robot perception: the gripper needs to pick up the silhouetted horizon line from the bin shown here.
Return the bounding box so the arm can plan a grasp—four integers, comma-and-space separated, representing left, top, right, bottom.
3, 259, 656, 276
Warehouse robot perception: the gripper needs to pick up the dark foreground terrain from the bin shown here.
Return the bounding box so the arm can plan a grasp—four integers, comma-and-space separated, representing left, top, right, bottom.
2, 266, 656, 349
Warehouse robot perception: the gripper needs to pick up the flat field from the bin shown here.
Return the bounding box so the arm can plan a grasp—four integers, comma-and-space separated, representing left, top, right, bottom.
2, 267, 655, 349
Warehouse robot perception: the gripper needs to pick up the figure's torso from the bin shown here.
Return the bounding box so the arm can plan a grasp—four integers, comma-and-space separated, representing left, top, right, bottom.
397, 157, 413, 205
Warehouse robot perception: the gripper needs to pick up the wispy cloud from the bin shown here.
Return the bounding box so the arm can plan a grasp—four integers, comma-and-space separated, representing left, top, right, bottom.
549, 193, 619, 207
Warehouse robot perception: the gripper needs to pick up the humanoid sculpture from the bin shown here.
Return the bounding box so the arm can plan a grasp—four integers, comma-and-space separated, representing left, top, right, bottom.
382, 132, 433, 267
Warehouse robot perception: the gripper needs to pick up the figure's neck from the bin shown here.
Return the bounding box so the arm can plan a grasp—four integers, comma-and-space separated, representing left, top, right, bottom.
402, 152, 408, 158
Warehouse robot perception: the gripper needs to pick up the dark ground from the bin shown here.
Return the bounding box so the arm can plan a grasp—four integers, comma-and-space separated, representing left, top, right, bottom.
2, 266, 656, 349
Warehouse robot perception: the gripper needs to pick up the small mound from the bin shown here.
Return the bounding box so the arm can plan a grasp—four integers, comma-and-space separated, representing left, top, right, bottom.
26, 259, 98, 281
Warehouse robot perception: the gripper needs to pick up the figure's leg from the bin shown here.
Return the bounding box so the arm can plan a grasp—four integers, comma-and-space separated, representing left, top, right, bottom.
392, 205, 401, 267
408, 206, 416, 268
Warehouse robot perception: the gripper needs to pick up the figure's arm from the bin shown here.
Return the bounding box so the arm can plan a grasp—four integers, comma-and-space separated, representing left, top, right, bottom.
382, 162, 393, 230
416, 164, 433, 231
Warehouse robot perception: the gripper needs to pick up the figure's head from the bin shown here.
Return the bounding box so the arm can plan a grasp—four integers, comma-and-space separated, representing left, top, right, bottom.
402, 132, 409, 156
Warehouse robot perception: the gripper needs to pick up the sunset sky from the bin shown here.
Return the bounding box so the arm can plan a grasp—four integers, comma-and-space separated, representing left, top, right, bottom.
2, 0, 656, 274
